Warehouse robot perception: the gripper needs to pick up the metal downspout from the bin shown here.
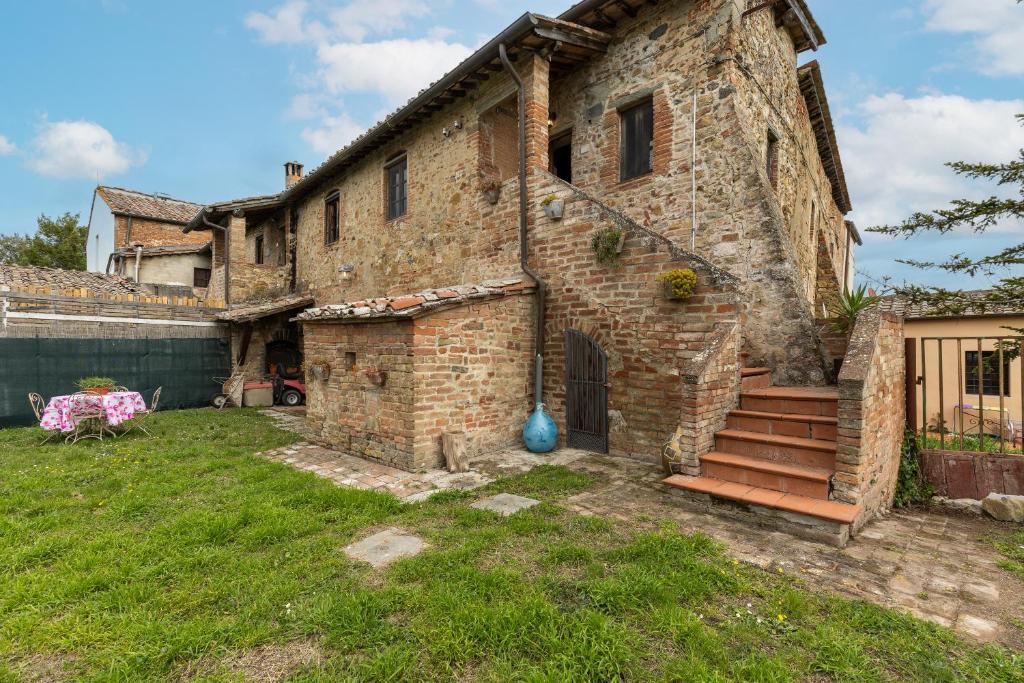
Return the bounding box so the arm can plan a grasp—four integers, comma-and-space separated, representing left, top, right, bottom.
201, 210, 231, 308
499, 42, 549, 407
134, 245, 143, 283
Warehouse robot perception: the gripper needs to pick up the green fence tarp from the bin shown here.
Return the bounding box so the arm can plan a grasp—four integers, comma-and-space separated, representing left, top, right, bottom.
0, 337, 230, 427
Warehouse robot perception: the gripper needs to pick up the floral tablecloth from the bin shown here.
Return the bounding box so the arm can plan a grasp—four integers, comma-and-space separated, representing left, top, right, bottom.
40, 392, 148, 432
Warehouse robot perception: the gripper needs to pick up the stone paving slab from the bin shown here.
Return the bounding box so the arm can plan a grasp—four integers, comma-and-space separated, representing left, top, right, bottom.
471, 493, 540, 516
344, 528, 426, 568
257, 410, 1023, 646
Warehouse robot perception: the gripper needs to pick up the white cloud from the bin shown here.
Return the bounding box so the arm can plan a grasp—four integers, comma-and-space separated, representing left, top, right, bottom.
246, 0, 323, 45
301, 113, 366, 154
286, 93, 325, 120
840, 93, 1024, 232
317, 38, 473, 104
0, 135, 15, 155
923, 0, 1024, 76
28, 120, 146, 179
326, 0, 432, 42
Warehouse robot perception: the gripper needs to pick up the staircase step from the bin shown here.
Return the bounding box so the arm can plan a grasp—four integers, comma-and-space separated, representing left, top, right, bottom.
740, 386, 838, 417
662, 475, 861, 525
701, 451, 831, 499
740, 367, 772, 390
727, 409, 838, 441
714, 429, 836, 470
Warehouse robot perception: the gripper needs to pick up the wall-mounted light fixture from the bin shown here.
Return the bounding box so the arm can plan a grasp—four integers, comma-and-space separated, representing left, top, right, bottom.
339, 263, 355, 282
548, 111, 558, 128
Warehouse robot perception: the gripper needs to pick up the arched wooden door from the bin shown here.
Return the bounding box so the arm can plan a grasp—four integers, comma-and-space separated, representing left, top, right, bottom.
564, 330, 609, 453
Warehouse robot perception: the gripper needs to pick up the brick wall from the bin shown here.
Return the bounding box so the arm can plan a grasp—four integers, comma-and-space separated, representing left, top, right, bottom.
835, 310, 905, 529
114, 215, 208, 249
303, 292, 533, 471
529, 169, 741, 464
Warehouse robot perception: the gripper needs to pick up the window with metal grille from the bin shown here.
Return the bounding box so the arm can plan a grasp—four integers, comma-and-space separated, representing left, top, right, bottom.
193, 268, 211, 288
324, 192, 340, 245
254, 234, 264, 265
965, 350, 1011, 396
386, 155, 408, 220
619, 99, 653, 182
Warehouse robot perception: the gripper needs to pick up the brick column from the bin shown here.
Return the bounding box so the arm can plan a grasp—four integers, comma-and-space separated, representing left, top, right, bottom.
521, 53, 550, 172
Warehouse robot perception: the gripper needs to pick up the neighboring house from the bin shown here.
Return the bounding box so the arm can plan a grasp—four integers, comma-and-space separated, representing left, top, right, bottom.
1, 263, 144, 296
180, 0, 901, 545
88, 186, 213, 296
885, 292, 1023, 441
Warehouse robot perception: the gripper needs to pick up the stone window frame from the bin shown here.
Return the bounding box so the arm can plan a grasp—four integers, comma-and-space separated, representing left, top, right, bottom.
618, 97, 655, 182
324, 190, 341, 246
600, 86, 670, 190
384, 152, 409, 222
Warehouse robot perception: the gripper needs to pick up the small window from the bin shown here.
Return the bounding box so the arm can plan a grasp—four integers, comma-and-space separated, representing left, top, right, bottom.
619, 99, 654, 182
386, 155, 408, 220
965, 351, 1011, 397
193, 267, 211, 288
254, 234, 265, 265
324, 192, 340, 245
766, 129, 780, 189
809, 200, 818, 240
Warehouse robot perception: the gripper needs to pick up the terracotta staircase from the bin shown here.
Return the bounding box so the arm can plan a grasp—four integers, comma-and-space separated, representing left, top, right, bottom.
662, 367, 863, 545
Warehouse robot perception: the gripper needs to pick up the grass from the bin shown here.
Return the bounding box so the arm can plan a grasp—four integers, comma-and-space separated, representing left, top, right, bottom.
922, 433, 1023, 455
995, 529, 1024, 582
1, 409, 1022, 681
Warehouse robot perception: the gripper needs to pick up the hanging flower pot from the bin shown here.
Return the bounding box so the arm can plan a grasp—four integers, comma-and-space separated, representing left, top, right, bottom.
656, 268, 698, 301
541, 195, 564, 220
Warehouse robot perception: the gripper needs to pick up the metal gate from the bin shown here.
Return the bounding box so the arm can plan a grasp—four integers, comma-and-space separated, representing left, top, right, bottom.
565, 329, 608, 453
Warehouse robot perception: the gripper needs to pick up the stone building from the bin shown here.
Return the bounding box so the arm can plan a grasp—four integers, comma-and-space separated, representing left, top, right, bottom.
89, 186, 213, 297
182, 0, 906, 545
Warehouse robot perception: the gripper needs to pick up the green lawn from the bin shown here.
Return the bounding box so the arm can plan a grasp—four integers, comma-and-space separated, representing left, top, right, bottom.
0, 410, 1021, 682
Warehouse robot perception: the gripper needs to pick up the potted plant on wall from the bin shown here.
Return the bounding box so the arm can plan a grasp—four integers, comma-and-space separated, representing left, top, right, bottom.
364, 367, 387, 387
591, 227, 625, 265
76, 377, 117, 396
481, 179, 502, 205
657, 268, 698, 301
307, 359, 331, 381
541, 194, 564, 220
827, 284, 880, 335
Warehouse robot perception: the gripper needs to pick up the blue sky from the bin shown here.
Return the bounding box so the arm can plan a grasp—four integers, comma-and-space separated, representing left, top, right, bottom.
0, 0, 1021, 289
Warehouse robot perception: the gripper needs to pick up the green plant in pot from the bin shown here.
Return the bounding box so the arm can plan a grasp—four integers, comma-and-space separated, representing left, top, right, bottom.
591, 227, 625, 265
76, 377, 117, 396
657, 268, 698, 300
541, 194, 564, 219
828, 284, 880, 335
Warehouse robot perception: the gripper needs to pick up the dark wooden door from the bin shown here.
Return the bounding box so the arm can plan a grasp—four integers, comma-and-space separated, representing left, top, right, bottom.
565, 330, 609, 453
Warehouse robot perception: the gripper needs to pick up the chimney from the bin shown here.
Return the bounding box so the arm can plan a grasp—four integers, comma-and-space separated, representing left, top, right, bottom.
284, 161, 304, 189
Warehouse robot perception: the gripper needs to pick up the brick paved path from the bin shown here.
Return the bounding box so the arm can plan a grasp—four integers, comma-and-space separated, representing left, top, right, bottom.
259, 409, 1023, 647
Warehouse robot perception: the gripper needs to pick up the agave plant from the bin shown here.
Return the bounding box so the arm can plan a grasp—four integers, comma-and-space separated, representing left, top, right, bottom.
828, 284, 880, 335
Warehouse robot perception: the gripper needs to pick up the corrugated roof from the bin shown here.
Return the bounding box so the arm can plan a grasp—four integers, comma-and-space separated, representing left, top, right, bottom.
96, 186, 203, 224
0, 264, 144, 295
295, 278, 530, 323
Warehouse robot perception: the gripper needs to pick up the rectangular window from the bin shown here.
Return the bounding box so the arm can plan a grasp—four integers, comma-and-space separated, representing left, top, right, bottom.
619, 99, 653, 182
965, 351, 1011, 397
193, 267, 211, 288
766, 129, 780, 189
254, 234, 265, 265
324, 192, 340, 245
386, 155, 408, 220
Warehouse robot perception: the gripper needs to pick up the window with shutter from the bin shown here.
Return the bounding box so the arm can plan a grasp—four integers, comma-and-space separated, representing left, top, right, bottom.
619, 99, 654, 182
386, 155, 408, 220
324, 192, 340, 245
254, 234, 265, 265
193, 268, 211, 288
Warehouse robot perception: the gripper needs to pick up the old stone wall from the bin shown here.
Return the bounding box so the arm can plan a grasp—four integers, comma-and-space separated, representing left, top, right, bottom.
114, 215, 209, 249
529, 170, 741, 464
544, 0, 831, 384
136, 253, 211, 289
835, 310, 905, 530
303, 292, 534, 471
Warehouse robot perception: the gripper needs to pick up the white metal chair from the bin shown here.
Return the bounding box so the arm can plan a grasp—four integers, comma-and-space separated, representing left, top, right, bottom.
28, 393, 59, 444
65, 392, 108, 445
126, 387, 162, 437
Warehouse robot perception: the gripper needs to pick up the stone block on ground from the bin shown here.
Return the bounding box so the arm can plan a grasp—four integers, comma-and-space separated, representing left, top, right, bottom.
981, 493, 1024, 522
471, 493, 540, 516
344, 528, 426, 568
442, 431, 469, 473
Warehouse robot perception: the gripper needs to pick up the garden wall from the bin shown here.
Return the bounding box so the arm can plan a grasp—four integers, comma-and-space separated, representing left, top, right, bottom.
920, 449, 1024, 499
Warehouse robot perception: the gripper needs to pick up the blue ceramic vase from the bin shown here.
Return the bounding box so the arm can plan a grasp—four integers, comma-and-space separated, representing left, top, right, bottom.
523, 404, 557, 453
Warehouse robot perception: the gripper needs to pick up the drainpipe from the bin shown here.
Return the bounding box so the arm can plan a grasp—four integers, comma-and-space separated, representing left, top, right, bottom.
500, 42, 550, 409
201, 209, 232, 307
133, 245, 143, 283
